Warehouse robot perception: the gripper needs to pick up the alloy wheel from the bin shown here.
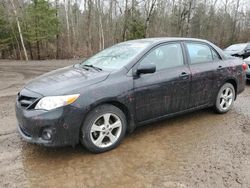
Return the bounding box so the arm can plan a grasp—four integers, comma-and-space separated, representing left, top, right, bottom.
219, 87, 233, 110
90, 113, 122, 148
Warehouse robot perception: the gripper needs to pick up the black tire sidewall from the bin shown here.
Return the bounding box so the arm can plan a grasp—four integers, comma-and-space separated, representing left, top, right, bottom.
215, 83, 235, 114
81, 104, 127, 153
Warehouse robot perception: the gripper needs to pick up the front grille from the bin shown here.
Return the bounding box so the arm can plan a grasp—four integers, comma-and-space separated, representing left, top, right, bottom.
18, 93, 38, 109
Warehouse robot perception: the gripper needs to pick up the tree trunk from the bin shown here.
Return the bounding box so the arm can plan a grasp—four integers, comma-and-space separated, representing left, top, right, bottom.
10, 0, 28, 61
108, 0, 113, 45
34, 2, 40, 60
28, 42, 33, 60
71, 15, 76, 57
11, 40, 18, 59
122, 0, 129, 41
64, 0, 71, 57
86, 0, 93, 56
230, 0, 240, 43
10, 24, 22, 60
97, 0, 104, 50
36, 40, 40, 60
55, 0, 59, 59
185, 0, 194, 36
144, 0, 157, 38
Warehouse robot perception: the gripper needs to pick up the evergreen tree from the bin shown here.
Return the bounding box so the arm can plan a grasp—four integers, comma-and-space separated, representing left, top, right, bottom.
24, 0, 59, 59
127, 9, 145, 40
0, 3, 12, 58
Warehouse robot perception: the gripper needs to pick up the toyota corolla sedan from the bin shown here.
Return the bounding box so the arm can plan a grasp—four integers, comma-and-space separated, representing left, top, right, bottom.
15, 38, 246, 153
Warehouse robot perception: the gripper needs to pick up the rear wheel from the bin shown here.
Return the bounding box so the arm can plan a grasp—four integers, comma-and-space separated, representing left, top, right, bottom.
214, 83, 235, 114
81, 104, 127, 153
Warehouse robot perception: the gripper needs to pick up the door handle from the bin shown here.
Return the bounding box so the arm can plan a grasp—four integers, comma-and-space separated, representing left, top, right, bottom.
217, 65, 223, 70
179, 72, 189, 79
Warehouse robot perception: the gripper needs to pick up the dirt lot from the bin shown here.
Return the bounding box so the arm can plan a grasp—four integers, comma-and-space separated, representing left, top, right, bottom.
0, 60, 250, 188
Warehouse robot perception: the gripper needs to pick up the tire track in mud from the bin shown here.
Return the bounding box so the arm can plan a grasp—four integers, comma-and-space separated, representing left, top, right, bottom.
0, 131, 16, 137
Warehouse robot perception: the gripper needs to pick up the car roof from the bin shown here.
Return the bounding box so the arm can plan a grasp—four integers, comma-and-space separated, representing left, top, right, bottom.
128, 37, 209, 44
122, 37, 229, 70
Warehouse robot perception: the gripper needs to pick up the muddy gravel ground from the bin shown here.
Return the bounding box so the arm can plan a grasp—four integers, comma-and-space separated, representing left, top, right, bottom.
0, 60, 250, 188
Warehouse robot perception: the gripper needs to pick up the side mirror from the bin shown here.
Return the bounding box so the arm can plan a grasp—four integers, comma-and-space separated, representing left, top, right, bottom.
136, 63, 156, 75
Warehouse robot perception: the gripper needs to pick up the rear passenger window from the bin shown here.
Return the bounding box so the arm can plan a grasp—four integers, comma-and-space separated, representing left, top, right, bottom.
186, 43, 213, 64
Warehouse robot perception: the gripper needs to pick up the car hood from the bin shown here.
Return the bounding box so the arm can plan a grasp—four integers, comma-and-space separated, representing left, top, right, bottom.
24, 65, 110, 96
224, 49, 243, 55
244, 57, 250, 63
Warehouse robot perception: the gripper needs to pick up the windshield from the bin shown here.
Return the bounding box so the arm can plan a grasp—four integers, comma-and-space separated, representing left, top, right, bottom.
225, 43, 247, 51
80, 41, 152, 70
245, 56, 250, 61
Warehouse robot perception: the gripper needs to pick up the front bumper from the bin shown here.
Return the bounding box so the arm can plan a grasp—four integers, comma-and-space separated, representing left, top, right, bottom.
246, 72, 250, 80
246, 63, 250, 80
246, 71, 250, 80
15, 98, 84, 147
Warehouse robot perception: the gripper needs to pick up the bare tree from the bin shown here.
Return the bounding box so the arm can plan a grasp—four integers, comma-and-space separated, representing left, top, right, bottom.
86, 0, 93, 56
230, 0, 241, 43
1, 0, 250, 60
55, 0, 60, 59
144, 0, 157, 37
10, 0, 28, 60
122, 0, 129, 41
96, 0, 105, 50
64, 0, 71, 56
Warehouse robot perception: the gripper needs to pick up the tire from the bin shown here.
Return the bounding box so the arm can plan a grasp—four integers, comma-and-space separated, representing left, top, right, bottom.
81, 104, 127, 153
214, 83, 235, 114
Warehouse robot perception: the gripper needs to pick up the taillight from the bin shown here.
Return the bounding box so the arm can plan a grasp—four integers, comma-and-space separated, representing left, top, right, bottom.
242, 63, 248, 71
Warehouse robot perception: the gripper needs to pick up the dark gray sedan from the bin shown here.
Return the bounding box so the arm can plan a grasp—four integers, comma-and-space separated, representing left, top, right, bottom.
15, 38, 246, 153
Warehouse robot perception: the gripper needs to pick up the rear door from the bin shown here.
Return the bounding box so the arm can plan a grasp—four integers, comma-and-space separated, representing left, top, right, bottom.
184, 42, 220, 108
134, 42, 191, 122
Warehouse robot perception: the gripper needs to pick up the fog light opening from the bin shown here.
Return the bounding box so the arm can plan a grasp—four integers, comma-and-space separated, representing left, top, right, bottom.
42, 129, 52, 140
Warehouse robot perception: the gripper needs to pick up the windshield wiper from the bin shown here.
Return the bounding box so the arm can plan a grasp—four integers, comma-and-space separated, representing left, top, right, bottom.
74, 63, 89, 71
83, 64, 102, 71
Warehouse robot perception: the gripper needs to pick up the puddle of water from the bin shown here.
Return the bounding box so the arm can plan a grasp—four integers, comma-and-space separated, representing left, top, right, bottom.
18, 109, 227, 187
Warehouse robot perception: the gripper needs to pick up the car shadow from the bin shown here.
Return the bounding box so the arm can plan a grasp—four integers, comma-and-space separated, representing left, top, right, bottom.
129, 107, 216, 140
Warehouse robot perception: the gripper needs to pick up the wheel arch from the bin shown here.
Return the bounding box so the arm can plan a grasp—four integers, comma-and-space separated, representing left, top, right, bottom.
224, 78, 237, 99
81, 99, 135, 135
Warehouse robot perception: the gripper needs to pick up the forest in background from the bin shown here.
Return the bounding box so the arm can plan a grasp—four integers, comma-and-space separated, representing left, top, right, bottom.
0, 0, 249, 60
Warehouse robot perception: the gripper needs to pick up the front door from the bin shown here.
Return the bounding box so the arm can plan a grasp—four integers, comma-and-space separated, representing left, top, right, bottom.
133, 42, 191, 122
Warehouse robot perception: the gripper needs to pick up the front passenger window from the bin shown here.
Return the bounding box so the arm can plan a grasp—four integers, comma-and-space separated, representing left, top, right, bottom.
140, 43, 184, 71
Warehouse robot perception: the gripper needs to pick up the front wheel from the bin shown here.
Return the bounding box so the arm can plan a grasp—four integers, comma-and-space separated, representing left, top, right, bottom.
214, 83, 235, 114
81, 104, 127, 153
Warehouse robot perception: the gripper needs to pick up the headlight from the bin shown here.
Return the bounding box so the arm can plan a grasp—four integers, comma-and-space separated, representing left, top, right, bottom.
35, 94, 80, 111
